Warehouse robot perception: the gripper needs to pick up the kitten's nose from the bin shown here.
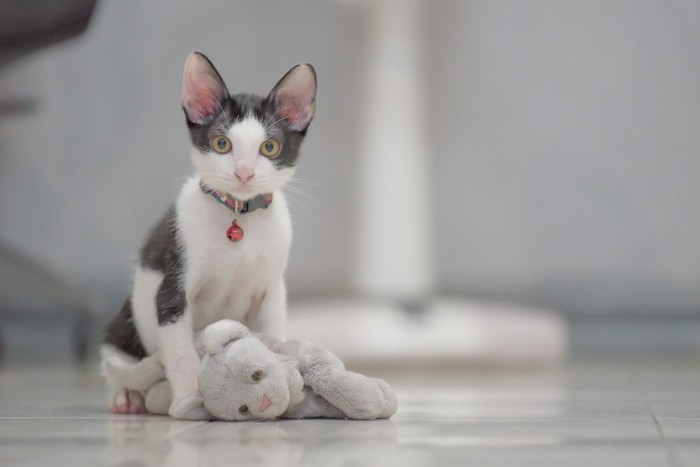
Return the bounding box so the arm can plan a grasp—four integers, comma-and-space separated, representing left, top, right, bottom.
234, 167, 255, 184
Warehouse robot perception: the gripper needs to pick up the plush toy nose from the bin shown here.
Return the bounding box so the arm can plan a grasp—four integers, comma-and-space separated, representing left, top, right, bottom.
259, 394, 272, 413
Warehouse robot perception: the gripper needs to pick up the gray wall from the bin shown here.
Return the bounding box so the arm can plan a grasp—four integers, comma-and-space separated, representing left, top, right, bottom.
427, 1, 700, 314
1, 0, 699, 317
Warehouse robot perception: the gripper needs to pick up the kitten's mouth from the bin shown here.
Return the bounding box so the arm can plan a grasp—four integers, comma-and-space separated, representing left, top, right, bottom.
204, 179, 261, 201
229, 186, 261, 201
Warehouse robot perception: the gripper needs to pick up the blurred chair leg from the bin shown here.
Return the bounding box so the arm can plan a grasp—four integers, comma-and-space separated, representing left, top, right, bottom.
73, 308, 92, 362
0, 241, 101, 363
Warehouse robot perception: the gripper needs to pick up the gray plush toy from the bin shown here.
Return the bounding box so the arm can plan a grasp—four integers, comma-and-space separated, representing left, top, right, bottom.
104, 320, 397, 421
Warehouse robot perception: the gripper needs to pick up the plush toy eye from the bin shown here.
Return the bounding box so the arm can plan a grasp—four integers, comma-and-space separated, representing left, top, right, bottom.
259, 139, 281, 158
251, 370, 264, 382
211, 135, 232, 154
239, 405, 249, 415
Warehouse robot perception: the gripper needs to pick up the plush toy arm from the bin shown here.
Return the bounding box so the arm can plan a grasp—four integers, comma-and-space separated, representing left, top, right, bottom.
169, 390, 213, 420
104, 352, 166, 392
139, 380, 212, 420
282, 387, 345, 419
307, 369, 390, 420
283, 340, 398, 420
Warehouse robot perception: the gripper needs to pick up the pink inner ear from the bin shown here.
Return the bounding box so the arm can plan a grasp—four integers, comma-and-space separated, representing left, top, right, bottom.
276, 97, 313, 131
271, 65, 317, 131
183, 83, 220, 124
181, 53, 227, 124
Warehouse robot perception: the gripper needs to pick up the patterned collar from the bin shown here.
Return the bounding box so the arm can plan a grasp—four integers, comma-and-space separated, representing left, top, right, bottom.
198, 179, 273, 214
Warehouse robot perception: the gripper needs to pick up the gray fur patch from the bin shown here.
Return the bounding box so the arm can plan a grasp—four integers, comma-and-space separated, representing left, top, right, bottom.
138, 206, 188, 325
156, 271, 187, 325
139, 205, 181, 271
104, 204, 187, 351
104, 298, 147, 359
185, 92, 307, 170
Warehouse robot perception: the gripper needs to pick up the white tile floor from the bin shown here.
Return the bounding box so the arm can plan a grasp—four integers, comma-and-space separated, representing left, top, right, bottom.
0, 355, 699, 466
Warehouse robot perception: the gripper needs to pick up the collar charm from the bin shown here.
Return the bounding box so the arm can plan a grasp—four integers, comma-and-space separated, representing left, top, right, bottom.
199, 180, 273, 242
226, 220, 245, 242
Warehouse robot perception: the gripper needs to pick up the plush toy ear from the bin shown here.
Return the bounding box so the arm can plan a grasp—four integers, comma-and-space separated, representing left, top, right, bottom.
181, 51, 230, 124
201, 320, 250, 355
267, 63, 317, 131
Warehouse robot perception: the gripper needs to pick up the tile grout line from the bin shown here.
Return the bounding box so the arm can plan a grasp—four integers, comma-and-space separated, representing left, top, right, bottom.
648, 396, 682, 467
165, 420, 213, 440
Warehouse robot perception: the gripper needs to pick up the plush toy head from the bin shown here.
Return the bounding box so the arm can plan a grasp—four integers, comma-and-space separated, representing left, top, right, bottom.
198, 320, 304, 420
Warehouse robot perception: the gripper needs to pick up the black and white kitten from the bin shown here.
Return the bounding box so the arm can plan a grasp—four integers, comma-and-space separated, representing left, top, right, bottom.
101, 52, 317, 419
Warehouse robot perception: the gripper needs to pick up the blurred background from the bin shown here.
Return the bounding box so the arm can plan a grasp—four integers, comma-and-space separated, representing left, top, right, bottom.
0, 0, 699, 365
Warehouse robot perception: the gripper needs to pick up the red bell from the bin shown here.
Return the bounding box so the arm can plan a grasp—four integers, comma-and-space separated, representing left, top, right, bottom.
226, 221, 244, 242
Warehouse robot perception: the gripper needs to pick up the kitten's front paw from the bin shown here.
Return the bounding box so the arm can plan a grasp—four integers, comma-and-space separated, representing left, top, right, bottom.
169, 392, 211, 420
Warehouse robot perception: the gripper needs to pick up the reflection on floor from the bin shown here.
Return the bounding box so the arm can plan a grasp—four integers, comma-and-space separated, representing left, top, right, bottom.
1, 356, 699, 466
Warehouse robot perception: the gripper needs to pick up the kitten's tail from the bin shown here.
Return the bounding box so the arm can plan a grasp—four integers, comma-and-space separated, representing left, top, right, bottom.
104, 352, 166, 392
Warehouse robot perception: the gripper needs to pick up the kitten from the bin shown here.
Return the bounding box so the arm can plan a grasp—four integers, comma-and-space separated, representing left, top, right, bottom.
101, 52, 317, 419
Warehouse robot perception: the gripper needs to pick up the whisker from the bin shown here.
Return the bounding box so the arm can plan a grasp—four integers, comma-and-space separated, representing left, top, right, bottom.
280, 190, 303, 206
296, 166, 322, 178
288, 179, 327, 189
283, 185, 319, 204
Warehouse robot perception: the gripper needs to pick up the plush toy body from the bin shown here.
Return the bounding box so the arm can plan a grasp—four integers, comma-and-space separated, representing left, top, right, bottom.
104, 320, 397, 421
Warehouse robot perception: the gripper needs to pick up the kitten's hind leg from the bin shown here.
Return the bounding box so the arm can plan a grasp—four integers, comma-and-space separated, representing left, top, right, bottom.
100, 344, 148, 414
112, 389, 148, 414
104, 352, 165, 392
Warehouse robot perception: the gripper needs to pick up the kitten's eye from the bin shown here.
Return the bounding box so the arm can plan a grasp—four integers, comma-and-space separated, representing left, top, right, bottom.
251, 370, 264, 382
239, 405, 249, 415
211, 135, 232, 154
259, 139, 281, 158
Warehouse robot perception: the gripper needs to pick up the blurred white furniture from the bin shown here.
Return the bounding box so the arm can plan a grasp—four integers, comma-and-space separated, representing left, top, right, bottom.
310, 0, 568, 364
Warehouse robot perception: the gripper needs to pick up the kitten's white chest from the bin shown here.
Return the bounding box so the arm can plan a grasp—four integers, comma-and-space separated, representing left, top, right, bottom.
176, 177, 292, 331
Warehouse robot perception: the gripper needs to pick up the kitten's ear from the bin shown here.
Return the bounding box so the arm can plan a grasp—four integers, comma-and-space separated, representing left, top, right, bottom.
267, 63, 317, 131
181, 52, 229, 124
